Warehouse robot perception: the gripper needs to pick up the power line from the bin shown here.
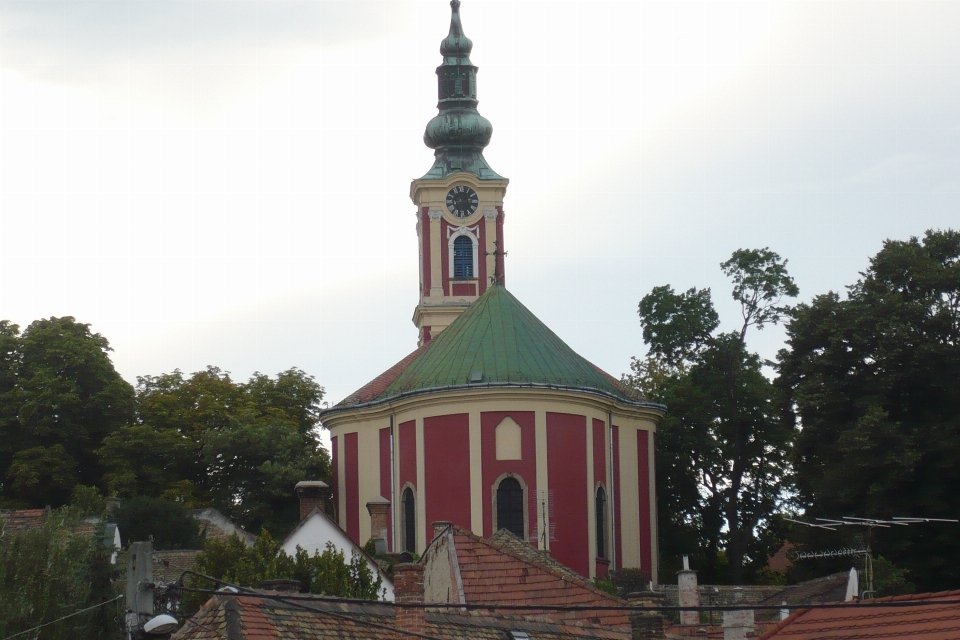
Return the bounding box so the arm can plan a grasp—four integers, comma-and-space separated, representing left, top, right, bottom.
0, 594, 123, 640
172, 585, 960, 613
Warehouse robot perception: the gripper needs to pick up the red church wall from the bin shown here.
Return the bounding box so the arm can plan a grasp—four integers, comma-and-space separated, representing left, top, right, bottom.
344, 432, 360, 543
331, 435, 339, 526
452, 282, 476, 296
592, 418, 608, 577
638, 429, 652, 577
398, 420, 417, 494
480, 411, 536, 539
423, 414, 472, 532
546, 412, 588, 577
612, 426, 622, 569
379, 426, 393, 549
420, 207, 431, 296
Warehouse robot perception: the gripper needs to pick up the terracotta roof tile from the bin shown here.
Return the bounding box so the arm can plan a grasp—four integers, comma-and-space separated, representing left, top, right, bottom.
759, 589, 960, 640
335, 345, 428, 407
0, 508, 49, 534
172, 591, 632, 639
443, 525, 632, 629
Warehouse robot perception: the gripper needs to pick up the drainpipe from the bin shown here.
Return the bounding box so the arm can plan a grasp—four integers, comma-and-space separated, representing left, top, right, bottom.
608, 411, 617, 571
390, 414, 396, 553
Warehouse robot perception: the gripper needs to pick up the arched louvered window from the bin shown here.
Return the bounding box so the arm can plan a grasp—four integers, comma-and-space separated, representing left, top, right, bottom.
402, 487, 416, 553
496, 477, 525, 539
453, 235, 473, 278
596, 486, 608, 559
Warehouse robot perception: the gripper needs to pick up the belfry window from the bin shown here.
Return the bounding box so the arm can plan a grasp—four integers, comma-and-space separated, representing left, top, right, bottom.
453, 235, 474, 278
496, 477, 525, 539
402, 487, 416, 553
596, 486, 608, 559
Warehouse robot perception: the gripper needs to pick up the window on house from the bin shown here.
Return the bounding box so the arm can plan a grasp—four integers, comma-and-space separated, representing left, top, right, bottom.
496, 477, 524, 539
596, 485, 607, 559
402, 487, 416, 553
453, 235, 473, 278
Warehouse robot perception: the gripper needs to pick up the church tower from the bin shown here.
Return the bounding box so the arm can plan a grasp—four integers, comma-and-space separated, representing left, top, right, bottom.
411, 0, 509, 346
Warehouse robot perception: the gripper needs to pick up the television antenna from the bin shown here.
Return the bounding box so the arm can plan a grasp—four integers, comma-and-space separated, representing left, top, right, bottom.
784, 516, 958, 599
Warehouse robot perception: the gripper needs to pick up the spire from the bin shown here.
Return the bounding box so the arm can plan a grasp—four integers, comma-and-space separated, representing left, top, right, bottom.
421, 1, 501, 180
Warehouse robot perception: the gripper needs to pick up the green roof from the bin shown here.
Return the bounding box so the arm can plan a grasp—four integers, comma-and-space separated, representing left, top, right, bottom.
376, 286, 645, 405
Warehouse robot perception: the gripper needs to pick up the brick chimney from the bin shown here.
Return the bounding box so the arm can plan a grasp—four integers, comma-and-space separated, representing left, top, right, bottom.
366, 497, 391, 550
295, 481, 329, 521
394, 563, 426, 635
628, 591, 665, 640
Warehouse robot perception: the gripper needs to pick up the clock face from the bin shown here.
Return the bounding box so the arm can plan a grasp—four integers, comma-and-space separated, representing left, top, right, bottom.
445, 186, 479, 217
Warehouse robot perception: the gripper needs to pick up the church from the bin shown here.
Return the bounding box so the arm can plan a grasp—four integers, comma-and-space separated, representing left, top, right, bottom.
319, 0, 665, 583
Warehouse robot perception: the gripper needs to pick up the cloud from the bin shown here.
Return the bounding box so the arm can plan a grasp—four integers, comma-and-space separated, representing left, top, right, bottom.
0, 0, 417, 117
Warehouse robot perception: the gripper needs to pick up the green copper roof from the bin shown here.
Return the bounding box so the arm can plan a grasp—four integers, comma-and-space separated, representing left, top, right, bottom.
379, 286, 645, 405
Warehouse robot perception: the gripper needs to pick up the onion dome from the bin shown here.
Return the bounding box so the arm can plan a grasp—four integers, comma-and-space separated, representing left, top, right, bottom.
421, 1, 501, 180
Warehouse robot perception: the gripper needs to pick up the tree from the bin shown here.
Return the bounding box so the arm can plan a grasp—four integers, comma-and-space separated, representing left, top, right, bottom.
0, 317, 135, 507
109, 497, 203, 550
99, 367, 330, 534
184, 531, 383, 613
0, 507, 123, 640
778, 229, 960, 591
628, 248, 798, 584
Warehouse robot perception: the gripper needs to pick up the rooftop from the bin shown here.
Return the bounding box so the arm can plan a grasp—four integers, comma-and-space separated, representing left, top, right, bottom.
328, 286, 657, 415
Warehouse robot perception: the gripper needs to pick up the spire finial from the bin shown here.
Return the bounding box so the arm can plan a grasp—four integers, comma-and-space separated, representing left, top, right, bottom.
421, 0, 501, 180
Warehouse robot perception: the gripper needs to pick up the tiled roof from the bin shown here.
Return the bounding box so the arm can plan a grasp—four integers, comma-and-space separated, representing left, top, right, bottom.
326, 286, 655, 416
757, 572, 850, 607
759, 589, 960, 640
335, 345, 428, 407
443, 526, 632, 629
154, 550, 202, 585
0, 508, 49, 534
171, 592, 632, 640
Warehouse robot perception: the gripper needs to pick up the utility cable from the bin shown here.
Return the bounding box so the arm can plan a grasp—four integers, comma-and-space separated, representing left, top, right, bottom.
173, 585, 960, 612
0, 594, 123, 640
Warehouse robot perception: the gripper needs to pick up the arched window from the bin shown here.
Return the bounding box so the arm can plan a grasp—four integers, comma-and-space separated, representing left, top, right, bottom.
402, 487, 416, 553
596, 486, 607, 559
453, 235, 473, 278
496, 477, 524, 539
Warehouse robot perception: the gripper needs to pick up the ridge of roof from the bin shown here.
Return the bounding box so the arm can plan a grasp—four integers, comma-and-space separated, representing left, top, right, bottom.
451, 524, 628, 606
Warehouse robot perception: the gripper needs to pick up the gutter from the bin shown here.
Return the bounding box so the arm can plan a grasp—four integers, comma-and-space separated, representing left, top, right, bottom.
320, 381, 666, 421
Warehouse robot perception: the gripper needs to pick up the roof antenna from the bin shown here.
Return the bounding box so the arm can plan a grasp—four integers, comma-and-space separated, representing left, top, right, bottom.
785, 516, 958, 599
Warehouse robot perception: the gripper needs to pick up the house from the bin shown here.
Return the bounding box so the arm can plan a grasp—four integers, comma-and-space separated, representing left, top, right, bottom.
422, 522, 633, 629
170, 563, 651, 640
280, 481, 394, 600
759, 589, 960, 639
193, 508, 256, 547
0, 507, 122, 563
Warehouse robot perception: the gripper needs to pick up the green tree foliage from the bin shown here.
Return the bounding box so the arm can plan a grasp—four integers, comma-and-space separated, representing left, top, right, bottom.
627, 248, 798, 584
186, 531, 383, 612
0, 317, 135, 507
0, 508, 122, 640
99, 367, 330, 534
778, 230, 960, 591
109, 497, 202, 550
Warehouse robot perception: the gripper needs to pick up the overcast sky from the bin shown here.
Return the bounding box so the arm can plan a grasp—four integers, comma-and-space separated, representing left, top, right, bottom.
1, 1, 958, 420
